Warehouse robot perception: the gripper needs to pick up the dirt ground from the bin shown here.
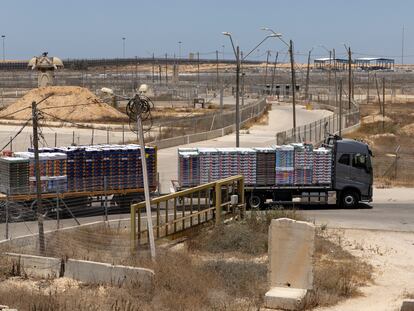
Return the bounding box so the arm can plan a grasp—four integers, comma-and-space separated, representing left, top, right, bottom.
345, 101, 414, 186
315, 228, 414, 311
0, 86, 128, 123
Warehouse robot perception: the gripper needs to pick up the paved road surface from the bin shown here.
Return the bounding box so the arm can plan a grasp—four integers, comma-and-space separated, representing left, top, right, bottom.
1, 201, 413, 241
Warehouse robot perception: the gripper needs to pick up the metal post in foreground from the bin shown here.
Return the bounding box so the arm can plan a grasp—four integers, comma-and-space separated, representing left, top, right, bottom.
136, 116, 156, 259
235, 46, 240, 147
32, 101, 46, 254
104, 176, 108, 222
289, 40, 297, 134
5, 190, 9, 239
339, 79, 343, 136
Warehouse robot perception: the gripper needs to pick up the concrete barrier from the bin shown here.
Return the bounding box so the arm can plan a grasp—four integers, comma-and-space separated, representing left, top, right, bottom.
65, 258, 154, 288
5, 252, 62, 278
264, 218, 315, 310
4, 252, 154, 290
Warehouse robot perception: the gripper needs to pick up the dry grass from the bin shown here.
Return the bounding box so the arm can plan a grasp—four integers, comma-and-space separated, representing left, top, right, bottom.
0, 212, 372, 310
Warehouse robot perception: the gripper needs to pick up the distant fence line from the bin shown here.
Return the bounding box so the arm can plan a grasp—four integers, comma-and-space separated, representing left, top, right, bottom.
0, 57, 263, 71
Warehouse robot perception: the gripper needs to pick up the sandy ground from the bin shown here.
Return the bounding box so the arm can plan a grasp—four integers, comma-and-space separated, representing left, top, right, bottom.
373, 187, 414, 204
315, 229, 414, 311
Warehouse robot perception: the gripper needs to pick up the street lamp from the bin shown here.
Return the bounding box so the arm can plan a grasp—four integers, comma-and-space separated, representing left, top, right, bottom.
222, 45, 225, 60
262, 27, 297, 131
1, 35, 5, 61
178, 41, 182, 59
122, 37, 126, 58
222, 31, 278, 147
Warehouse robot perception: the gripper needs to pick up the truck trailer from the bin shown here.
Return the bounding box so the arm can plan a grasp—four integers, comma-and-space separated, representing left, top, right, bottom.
0, 144, 157, 221
177, 135, 373, 209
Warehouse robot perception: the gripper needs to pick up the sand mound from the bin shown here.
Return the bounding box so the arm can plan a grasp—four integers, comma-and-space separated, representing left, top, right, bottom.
399, 123, 414, 136
0, 86, 128, 123
362, 114, 393, 124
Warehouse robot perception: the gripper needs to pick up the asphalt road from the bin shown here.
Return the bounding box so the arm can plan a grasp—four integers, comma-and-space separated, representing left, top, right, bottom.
1, 202, 413, 241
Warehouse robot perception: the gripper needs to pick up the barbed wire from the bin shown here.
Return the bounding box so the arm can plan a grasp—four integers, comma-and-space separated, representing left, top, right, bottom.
125, 94, 154, 134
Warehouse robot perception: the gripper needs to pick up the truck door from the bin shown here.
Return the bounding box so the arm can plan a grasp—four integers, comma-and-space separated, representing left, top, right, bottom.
335, 153, 351, 189
349, 153, 371, 198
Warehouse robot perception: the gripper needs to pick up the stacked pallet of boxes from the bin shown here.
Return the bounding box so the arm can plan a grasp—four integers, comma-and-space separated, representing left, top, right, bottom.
254, 148, 276, 186
313, 147, 332, 185
21, 144, 156, 193
237, 148, 256, 185
15, 151, 67, 193
178, 148, 200, 187
275, 145, 295, 185
293, 143, 314, 185
199, 148, 220, 183
0, 157, 30, 195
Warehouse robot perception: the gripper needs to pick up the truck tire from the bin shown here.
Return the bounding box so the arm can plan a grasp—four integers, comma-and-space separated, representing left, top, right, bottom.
341, 190, 359, 209
248, 194, 263, 210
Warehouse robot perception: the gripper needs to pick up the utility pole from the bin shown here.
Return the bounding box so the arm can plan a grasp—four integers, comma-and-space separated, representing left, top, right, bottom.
32, 101, 46, 254
197, 52, 200, 86
216, 50, 219, 89
289, 40, 297, 131
235, 46, 240, 147
305, 49, 312, 101
136, 111, 156, 260
271, 52, 278, 95
328, 50, 332, 103
402, 25, 405, 68
348, 46, 352, 110
382, 77, 386, 131
165, 53, 168, 85
339, 80, 343, 136
264, 50, 270, 91
333, 48, 338, 106
152, 53, 155, 84
367, 69, 370, 104
158, 65, 162, 84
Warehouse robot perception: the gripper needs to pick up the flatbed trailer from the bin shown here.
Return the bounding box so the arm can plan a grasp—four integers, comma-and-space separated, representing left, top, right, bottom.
0, 186, 157, 222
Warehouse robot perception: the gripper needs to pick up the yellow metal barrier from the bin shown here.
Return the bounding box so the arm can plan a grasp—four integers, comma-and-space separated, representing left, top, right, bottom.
130, 175, 245, 250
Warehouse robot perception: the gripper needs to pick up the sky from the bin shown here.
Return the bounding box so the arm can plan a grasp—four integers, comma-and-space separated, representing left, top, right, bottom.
0, 0, 413, 63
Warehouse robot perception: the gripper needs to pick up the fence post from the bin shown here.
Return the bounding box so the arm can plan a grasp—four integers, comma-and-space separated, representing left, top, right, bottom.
54, 132, 57, 147
237, 177, 245, 218
104, 176, 108, 222
122, 124, 125, 144
106, 127, 110, 144
72, 131, 75, 145
130, 204, 136, 251
309, 122, 312, 143
215, 182, 221, 225
56, 191, 60, 230
91, 129, 94, 145
9, 136, 12, 152
5, 189, 9, 240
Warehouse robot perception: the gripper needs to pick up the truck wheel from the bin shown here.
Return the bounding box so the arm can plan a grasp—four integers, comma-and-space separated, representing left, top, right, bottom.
248, 194, 263, 210
341, 191, 359, 209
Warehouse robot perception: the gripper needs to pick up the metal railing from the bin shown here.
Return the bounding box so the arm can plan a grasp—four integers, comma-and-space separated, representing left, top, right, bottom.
130, 175, 245, 250
276, 109, 360, 145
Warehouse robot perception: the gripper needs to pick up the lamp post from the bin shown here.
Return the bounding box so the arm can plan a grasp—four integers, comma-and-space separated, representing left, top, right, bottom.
222, 45, 225, 60
222, 31, 277, 147
122, 37, 126, 58
1, 35, 5, 61
262, 27, 296, 130
178, 41, 182, 59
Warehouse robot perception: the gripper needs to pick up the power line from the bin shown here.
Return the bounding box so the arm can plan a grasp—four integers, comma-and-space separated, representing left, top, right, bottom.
0, 117, 31, 152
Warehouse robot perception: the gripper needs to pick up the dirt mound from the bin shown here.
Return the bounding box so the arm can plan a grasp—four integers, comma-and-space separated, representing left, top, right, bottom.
362, 114, 393, 124
0, 86, 128, 123
399, 123, 414, 136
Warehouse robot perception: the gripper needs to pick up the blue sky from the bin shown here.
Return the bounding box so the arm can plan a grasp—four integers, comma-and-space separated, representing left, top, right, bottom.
0, 0, 412, 62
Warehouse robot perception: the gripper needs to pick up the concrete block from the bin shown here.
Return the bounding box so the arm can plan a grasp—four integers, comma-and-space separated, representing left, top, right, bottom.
401, 299, 414, 311
264, 287, 307, 310
65, 259, 154, 289
268, 218, 315, 290
5, 252, 62, 278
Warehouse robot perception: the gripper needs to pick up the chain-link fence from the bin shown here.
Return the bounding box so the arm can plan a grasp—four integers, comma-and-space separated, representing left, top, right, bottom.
276, 109, 360, 145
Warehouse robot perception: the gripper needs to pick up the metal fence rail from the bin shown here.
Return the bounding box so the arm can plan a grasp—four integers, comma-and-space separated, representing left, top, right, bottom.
276, 109, 360, 145
130, 175, 245, 250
